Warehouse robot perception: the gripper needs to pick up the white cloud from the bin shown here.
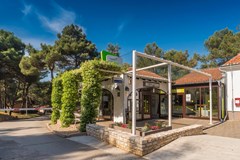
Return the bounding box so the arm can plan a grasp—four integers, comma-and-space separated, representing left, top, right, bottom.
115, 22, 126, 38
21, 4, 32, 16
21, 2, 85, 34
36, 3, 85, 34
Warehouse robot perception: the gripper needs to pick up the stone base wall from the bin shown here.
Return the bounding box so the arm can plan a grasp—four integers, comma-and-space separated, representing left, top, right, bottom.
228, 111, 240, 120
86, 124, 203, 156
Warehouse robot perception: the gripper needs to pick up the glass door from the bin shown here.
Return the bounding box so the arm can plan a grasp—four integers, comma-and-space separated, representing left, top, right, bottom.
142, 95, 151, 119
185, 88, 201, 117
172, 94, 183, 117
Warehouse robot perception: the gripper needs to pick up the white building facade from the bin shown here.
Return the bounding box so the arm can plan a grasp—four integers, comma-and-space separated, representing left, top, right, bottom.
220, 54, 240, 120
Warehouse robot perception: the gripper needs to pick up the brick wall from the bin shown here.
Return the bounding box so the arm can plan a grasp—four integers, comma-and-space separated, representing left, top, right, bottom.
86, 124, 203, 156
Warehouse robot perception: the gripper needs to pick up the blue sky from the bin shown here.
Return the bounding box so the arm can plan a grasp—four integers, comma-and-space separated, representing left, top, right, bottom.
0, 0, 240, 64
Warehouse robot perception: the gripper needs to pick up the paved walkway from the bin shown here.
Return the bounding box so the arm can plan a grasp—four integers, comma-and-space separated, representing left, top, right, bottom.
68, 136, 143, 160
144, 135, 240, 160
97, 118, 219, 129
0, 116, 141, 160
204, 120, 240, 139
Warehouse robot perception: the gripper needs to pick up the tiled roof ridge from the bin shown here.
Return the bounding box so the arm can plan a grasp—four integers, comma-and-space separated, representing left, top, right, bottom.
222, 53, 240, 66
127, 67, 167, 80
175, 67, 222, 85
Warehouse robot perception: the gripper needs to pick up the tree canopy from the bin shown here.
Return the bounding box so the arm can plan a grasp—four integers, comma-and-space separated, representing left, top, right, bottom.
55, 24, 98, 69
202, 28, 240, 68
137, 42, 198, 80
106, 43, 121, 56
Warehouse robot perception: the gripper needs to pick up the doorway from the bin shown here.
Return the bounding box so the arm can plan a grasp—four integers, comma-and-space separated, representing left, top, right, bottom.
142, 94, 151, 119
172, 94, 184, 117
101, 89, 114, 120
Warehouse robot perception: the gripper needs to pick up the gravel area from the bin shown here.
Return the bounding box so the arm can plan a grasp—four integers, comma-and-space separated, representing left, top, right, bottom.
47, 121, 85, 137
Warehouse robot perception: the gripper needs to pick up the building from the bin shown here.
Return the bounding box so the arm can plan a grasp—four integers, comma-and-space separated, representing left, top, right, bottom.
99, 53, 240, 123
174, 68, 225, 120
100, 69, 168, 123
220, 53, 240, 120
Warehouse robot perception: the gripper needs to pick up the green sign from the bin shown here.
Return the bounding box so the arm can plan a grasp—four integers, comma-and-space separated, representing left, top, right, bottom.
101, 50, 122, 64
101, 50, 116, 61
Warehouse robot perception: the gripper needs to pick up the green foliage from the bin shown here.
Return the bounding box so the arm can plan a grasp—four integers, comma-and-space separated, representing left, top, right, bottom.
163, 50, 198, 80
203, 28, 240, 68
137, 42, 198, 80
51, 76, 63, 124
80, 59, 122, 131
19, 56, 40, 77
40, 44, 62, 80
0, 30, 25, 79
128, 121, 132, 129
106, 43, 120, 56
0, 29, 26, 108
155, 121, 165, 128
60, 70, 81, 127
55, 24, 98, 69
142, 123, 151, 132
30, 81, 52, 105
137, 42, 164, 73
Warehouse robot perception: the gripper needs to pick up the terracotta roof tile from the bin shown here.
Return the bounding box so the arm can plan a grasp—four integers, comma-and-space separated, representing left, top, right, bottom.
128, 68, 167, 81
175, 68, 222, 85
222, 53, 240, 66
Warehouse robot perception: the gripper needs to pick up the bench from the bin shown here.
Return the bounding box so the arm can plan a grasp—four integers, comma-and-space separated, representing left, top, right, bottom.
74, 113, 81, 125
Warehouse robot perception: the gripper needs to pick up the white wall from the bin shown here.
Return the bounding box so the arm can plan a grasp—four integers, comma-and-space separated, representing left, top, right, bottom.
102, 74, 168, 123
101, 76, 124, 123
226, 70, 240, 112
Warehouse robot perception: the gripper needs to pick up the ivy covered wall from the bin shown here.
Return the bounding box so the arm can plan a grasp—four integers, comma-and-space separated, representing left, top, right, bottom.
51, 59, 122, 130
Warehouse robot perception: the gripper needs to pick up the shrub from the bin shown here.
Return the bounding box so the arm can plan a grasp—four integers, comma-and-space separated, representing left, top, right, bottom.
60, 70, 80, 127
156, 121, 164, 128
142, 123, 151, 132
150, 126, 159, 130
51, 76, 62, 124
80, 60, 122, 131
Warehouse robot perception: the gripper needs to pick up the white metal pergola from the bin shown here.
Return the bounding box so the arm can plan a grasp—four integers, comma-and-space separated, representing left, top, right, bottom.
131, 50, 213, 135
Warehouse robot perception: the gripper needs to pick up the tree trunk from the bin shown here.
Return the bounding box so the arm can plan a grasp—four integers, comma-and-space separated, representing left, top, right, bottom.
50, 69, 54, 81
21, 83, 26, 108
25, 83, 30, 108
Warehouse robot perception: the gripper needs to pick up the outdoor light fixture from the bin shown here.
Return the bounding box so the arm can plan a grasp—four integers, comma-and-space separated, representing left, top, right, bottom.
153, 88, 156, 93
115, 86, 120, 91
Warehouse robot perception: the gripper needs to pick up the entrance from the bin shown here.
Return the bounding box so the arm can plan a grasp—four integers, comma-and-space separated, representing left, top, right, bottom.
101, 89, 114, 120
142, 94, 151, 119
127, 88, 161, 121
172, 94, 184, 117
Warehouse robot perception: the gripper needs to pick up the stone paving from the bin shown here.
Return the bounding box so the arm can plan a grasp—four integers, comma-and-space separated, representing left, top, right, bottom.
204, 120, 240, 139
97, 118, 219, 129
144, 135, 240, 160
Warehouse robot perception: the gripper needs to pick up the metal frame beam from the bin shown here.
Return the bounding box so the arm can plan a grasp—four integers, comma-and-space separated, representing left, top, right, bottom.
127, 63, 167, 73
132, 50, 137, 135
131, 51, 213, 135
136, 51, 212, 77
168, 64, 172, 126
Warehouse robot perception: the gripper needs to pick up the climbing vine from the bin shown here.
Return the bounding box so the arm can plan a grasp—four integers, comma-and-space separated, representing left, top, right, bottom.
80, 59, 122, 131
51, 59, 122, 130
51, 75, 62, 124
60, 70, 81, 127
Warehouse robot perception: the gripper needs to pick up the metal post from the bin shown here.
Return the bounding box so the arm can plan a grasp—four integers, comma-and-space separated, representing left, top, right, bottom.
168, 64, 172, 126
132, 50, 136, 135
209, 77, 212, 125
25, 96, 28, 116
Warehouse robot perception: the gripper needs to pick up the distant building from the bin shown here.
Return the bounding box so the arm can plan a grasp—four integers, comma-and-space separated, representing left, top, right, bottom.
174, 68, 225, 120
